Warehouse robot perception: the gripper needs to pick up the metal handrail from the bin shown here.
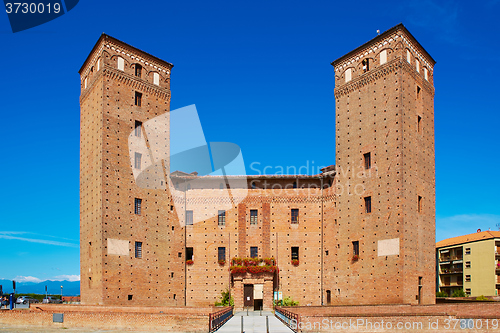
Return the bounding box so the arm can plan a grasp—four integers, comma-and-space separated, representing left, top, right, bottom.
275, 306, 299, 333
209, 306, 233, 332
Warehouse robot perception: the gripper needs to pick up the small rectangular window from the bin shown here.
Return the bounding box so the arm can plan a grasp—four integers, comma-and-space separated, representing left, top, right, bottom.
128, 295, 133, 301
84, 77, 87, 89
117, 56, 124, 71
362, 59, 369, 73
186, 247, 193, 261
416, 59, 420, 73
218, 210, 226, 226
153, 72, 160, 86
417, 115, 422, 133
465, 288, 471, 296
291, 209, 299, 224
186, 210, 193, 225
352, 241, 359, 256
345, 68, 352, 82
291, 247, 299, 260
363, 152, 371, 169
364, 196, 371, 213
418, 196, 422, 213
406, 50, 411, 63
465, 275, 471, 282
135, 120, 142, 137
250, 246, 258, 258
135, 91, 142, 106
134, 152, 142, 169
135, 64, 142, 78
424, 68, 428, 81
134, 198, 142, 215
380, 50, 387, 65
417, 86, 421, 99
218, 247, 226, 262
135, 242, 142, 258
250, 209, 258, 225
465, 261, 471, 268
465, 248, 471, 255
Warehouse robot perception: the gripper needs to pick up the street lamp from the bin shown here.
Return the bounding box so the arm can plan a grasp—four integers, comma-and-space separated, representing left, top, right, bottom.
60, 286, 63, 302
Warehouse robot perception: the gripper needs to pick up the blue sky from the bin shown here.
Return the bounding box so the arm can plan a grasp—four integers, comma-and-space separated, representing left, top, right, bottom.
0, 0, 499, 282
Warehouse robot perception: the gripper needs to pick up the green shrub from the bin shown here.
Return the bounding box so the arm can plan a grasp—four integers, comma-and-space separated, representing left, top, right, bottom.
476, 295, 489, 301
451, 289, 466, 297
436, 291, 448, 297
274, 296, 299, 306
214, 289, 234, 307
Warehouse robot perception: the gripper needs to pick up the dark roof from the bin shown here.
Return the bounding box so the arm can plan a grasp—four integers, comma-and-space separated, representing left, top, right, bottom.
79, 33, 174, 74
331, 23, 436, 67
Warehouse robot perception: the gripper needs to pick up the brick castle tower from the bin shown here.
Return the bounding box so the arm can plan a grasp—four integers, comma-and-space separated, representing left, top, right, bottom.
328, 23, 436, 305
79, 34, 186, 305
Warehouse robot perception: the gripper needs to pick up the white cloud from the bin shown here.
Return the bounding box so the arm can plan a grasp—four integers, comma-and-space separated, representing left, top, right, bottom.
48, 275, 80, 282
14, 276, 42, 283
0, 232, 78, 248
436, 214, 500, 242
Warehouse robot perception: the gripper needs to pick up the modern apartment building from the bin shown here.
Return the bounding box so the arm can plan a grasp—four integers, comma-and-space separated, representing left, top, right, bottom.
436, 230, 500, 297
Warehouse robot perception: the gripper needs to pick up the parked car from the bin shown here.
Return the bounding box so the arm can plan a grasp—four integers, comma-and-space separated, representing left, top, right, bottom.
16, 296, 38, 304
42, 296, 62, 304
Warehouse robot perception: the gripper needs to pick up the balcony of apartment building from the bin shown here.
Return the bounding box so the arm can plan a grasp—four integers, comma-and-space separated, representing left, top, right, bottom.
439, 275, 463, 288
439, 264, 463, 275
439, 247, 463, 263
496, 243, 500, 260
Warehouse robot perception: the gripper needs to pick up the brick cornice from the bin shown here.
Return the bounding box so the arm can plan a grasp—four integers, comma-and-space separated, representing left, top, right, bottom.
80, 65, 171, 103
334, 59, 434, 99
103, 66, 171, 101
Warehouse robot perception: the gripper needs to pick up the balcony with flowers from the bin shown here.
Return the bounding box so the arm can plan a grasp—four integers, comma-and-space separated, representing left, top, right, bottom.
230, 257, 277, 275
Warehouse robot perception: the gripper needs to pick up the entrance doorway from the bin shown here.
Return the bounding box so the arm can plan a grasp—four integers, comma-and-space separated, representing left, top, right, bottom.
254, 299, 263, 310
244, 284, 253, 308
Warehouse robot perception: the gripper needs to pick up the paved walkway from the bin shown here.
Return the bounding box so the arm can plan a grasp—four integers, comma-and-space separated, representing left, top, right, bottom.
216, 311, 293, 333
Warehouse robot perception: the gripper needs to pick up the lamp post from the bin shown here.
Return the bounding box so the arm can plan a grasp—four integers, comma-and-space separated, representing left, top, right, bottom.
60, 286, 63, 302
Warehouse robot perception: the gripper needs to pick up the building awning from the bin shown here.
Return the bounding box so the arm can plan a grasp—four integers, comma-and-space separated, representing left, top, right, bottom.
440, 261, 450, 265
453, 260, 463, 264
440, 250, 449, 253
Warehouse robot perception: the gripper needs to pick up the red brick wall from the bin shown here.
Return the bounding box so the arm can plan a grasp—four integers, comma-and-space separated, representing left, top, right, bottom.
0, 305, 213, 331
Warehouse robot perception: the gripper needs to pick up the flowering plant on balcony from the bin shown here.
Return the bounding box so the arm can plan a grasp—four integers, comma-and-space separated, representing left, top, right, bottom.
231, 257, 276, 266
230, 257, 277, 274
230, 266, 247, 274
496, 263, 500, 268
218, 259, 226, 266
291, 259, 299, 266
352, 255, 359, 262
186, 260, 194, 265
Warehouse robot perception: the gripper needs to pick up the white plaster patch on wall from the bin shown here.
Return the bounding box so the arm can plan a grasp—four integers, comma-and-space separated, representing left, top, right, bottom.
378, 238, 400, 256
107, 238, 129, 255
254, 284, 264, 300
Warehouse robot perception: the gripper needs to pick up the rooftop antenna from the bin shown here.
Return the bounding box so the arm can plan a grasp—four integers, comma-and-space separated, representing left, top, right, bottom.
497, 223, 500, 230
377, 29, 380, 36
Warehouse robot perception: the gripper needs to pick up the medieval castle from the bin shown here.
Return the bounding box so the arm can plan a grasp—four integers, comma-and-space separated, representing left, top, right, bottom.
79, 23, 436, 310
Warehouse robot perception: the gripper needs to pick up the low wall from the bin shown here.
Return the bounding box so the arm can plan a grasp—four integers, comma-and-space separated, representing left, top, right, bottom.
281, 303, 500, 332
0, 304, 218, 332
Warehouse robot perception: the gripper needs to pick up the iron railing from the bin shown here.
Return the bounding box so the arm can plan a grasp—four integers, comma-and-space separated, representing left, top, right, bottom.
209, 306, 233, 332
275, 306, 299, 333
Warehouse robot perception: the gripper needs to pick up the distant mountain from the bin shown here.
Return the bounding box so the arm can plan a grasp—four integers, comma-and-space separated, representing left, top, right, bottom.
0, 279, 80, 296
